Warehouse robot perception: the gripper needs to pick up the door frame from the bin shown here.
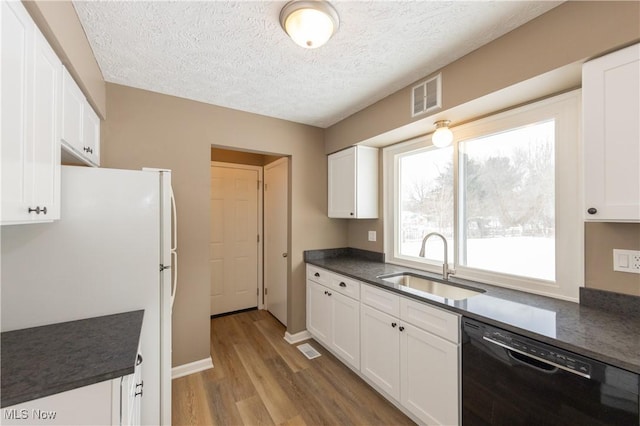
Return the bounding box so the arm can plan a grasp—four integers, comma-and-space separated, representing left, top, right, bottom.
210, 161, 264, 310
263, 157, 289, 324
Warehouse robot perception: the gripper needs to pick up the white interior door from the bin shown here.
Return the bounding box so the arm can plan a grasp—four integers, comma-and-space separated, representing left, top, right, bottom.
264, 157, 289, 325
210, 164, 259, 315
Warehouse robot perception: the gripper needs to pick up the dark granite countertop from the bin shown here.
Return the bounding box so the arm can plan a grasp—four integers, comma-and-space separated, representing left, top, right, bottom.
1, 310, 144, 408
305, 249, 640, 374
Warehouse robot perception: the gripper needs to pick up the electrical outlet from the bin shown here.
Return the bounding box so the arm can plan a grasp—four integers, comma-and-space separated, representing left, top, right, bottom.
368, 231, 377, 242
613, 249, 640, 274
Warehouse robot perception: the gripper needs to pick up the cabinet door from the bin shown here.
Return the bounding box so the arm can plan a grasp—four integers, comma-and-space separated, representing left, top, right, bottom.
328, 147, 356, 218
120, 354, 142, 426
1, 1, 60, 225
360, 304, 400, 400
61, 67, 85, 153
83, 103, 100, 166
583, 43, 640, 221
306, 281, 331, 345
400, 323, 459, 426
31, 29, 61, 220
330, 291, 360, 369
2, 381, 113, 425
1, 0, 33, 223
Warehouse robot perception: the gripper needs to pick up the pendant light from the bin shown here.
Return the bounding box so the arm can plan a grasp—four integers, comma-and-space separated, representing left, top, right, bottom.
432, 120, 453, 148
280, 0, 340, 49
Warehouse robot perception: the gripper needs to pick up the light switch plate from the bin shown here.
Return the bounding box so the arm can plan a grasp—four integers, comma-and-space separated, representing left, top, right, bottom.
613, 249, 640, 274
368, 231, 376, 242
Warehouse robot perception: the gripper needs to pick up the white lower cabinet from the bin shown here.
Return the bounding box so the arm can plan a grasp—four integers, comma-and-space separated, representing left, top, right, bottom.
401, 323, 459, 426
307, 265, 460, 426
330, 291, 360, 368
361, 289, 460, 425
3, 354, 142, 426
361, 304, 401, 399
2, 379, 120, 425
306, 267, 360, 370
307, 280, 332, 343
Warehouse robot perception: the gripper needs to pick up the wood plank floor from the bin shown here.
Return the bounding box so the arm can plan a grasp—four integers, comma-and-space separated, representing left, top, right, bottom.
172, 309, 416, 425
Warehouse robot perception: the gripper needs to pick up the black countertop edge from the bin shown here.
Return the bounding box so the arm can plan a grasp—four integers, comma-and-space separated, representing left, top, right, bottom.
1, 310, 144, 408
304, 248, 384, 263
580, 287, 640, 317
305, 256, 640, 375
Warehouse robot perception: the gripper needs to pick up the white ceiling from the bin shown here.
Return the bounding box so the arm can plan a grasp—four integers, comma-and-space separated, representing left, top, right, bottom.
73, 1, 562, 128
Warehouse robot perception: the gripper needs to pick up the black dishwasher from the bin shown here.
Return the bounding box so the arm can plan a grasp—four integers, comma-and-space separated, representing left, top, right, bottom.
462, 317, 639, 425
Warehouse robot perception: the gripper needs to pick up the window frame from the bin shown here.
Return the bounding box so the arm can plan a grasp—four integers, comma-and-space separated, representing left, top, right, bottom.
383, 90, 583, 301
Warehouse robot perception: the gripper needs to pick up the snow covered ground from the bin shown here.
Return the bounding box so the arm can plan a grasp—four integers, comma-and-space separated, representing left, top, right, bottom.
401, 236, 554, 281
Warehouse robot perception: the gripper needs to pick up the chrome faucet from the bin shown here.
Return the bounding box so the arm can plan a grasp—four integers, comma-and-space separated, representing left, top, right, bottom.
419, 232, 455, 280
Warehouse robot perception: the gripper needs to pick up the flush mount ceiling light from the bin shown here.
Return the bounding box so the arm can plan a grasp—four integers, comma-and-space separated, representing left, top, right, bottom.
280, 0, 340, 49
432, 120, 453, 148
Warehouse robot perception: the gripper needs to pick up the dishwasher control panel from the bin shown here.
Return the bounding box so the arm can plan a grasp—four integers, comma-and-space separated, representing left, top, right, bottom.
483, 329, 592, 377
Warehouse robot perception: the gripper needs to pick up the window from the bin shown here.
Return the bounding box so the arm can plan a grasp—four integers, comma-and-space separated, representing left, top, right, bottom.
385, 91, 582, 300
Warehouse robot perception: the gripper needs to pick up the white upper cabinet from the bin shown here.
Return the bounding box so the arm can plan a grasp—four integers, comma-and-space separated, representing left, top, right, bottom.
61, 68, 85, 153
83, 103, 101, 165
61, 67, 100, 167
328, 146, 378, 218
1, 1, 61, 225
583, 43, 640, 222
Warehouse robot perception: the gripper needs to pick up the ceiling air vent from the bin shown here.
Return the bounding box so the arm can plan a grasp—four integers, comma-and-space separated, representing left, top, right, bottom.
412, 73, 442, 117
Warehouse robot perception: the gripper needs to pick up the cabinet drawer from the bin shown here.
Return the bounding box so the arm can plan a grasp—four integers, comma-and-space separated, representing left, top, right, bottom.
362, 284, 400, 317
307, 265, 360, 300
400, 298, 459, 344
307, 265, 331, 286
328, 274, 360, 300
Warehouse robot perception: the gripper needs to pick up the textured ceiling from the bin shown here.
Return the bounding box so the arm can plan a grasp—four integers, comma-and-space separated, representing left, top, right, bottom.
73, 1, 562, 128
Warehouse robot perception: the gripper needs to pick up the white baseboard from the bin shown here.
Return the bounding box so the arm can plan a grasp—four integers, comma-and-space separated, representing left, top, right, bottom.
171, 356, 214, 379
284, 329, 312, 344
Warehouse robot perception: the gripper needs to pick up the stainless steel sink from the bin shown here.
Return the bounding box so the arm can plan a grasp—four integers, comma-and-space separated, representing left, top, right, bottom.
378, 273, 484, 300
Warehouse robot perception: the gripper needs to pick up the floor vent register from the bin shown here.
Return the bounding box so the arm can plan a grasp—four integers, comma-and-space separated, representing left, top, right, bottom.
297, 343, 321, 360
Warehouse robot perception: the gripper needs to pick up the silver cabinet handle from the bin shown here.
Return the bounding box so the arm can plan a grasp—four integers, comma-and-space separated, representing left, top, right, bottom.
28, 206, 47, 215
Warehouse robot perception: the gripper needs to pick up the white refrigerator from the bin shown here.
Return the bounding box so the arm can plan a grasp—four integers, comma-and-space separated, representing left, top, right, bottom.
1, 166, 176, 425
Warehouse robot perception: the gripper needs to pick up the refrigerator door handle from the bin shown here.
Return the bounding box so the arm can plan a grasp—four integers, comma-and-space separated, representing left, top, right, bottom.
170, 185, 178, 312
171, 250, 177, 311
171, 187, 177, 252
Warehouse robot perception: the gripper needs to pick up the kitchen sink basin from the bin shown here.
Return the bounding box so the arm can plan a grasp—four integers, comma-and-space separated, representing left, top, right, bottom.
378, 273, 485, 301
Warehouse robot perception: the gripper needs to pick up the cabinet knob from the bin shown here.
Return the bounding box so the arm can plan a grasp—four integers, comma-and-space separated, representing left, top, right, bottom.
136, 354, 143, 365
587, 207, 597, 215
339, 282, 346, 287
314, 272, 320, 277
391, 322, 397, 328
324, 290, 328, 295
135, 380, 144, 397
399, 326, 405, 332
350, 212, 354, 216
327, 292, 332, 296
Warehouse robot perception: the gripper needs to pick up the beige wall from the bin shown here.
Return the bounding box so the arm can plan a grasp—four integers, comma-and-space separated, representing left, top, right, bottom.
211, 147, 283, 167
326, 1, 639, 154
102, 83, 347, 366
24, 1, 106, 118
339, 1, 640, 295
585, 223, 640, 296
